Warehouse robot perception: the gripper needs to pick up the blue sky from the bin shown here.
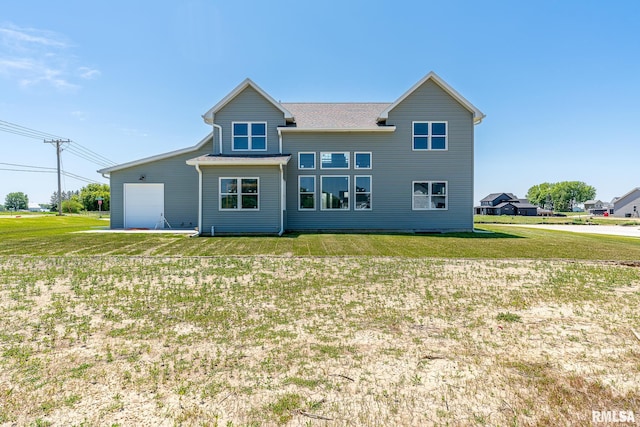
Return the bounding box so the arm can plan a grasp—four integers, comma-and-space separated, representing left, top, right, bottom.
1, 0, 639, 206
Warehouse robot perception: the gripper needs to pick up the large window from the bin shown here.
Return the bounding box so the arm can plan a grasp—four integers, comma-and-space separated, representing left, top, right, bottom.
298, 152, 316, 170
220, 178, 259, 210
298, 176, 315, 210
355, 175, 371, 210
233, 122, 267, 151
321, 176, 349, 210
412, 181, 447, 210
320, 152, 349, 169
412, 121, 447, 150
354, 152, 372, 169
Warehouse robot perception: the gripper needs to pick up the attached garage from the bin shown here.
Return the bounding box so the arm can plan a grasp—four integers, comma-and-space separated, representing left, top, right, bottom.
123, 183, 165, 229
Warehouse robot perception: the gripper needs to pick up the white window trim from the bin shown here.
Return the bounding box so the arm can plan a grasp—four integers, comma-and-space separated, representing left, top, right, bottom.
354, 175, 372, 211
320, 175, 350, 211
219, 177, 260, 211
354, 152, 372, 170
412, 180, 448, 210
232, 121, 268, 151
412, 121, 448, 151
320, 152, 350, 170
298, 152, 316, 170
298, 175, 316, 211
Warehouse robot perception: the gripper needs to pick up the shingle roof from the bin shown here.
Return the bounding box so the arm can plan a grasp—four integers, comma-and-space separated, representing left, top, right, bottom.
282, 103, 391, 129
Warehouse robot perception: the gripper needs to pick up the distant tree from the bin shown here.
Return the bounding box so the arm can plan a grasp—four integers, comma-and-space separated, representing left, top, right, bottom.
527, 181, 596, 212
79, 183, 110, 211
62, 194, 84, 214
50, 190, 79, 212
0, 204, 5, 211
526, 183, 554, 210
5, 192, 29, 211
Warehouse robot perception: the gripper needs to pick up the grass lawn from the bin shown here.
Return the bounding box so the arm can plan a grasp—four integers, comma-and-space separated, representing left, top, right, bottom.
0, 216, 638, 426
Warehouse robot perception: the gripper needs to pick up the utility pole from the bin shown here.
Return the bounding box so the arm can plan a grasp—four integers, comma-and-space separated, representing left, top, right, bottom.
44, 139, 70, 216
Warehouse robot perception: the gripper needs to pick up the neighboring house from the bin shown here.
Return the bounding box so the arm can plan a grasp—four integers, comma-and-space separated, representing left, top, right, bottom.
612, 187, 640, 218
474, 193, 538, 216
584, 200, 604, 211
28, 203, 46, 212
98, 72, 484, 235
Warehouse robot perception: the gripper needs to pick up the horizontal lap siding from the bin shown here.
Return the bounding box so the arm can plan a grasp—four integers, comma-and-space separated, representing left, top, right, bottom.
215, 86, 287, 155
284, 80, 474, 232
201, 166, 281, 234
109, 140, 213, 229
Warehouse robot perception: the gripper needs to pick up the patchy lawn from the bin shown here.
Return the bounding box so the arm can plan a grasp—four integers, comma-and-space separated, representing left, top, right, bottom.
1, 256, 638, 426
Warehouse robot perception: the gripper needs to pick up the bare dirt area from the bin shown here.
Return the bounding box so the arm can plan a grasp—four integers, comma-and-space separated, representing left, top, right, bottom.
0, 257, 638, 426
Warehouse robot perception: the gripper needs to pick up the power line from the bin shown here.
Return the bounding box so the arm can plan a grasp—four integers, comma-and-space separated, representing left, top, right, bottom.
0, 119, 65, 140
0, 162, 57, 170
0, 118, 117, 167
0, 167, 101, 184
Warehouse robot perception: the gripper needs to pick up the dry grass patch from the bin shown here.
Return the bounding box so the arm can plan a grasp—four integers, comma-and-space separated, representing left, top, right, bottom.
0, 256, 638, 426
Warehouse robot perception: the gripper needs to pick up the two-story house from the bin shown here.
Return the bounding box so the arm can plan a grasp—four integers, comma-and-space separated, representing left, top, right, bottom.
474, 193, 538, 216
98, 72, 484, 235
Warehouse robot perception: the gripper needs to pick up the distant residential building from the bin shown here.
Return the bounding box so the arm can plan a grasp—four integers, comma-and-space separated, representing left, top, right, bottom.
474, 193, 538, 216
584, 200, 604, 211
612, 187, 640, 218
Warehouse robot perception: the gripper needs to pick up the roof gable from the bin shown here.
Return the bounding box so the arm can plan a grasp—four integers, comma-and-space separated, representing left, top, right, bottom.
614, 187, 640, 206
202, 78, 293, 124
377, 71, 485, 124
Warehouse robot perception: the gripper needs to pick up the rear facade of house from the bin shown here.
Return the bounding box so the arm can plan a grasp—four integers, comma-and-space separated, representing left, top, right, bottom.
99, 72, 484, 235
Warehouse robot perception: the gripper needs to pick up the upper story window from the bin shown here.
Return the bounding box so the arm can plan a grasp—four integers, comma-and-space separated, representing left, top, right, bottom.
320, 152, 349, 169
354, 152, 372, 169
233, 122, 267, 151
298, 152, 316, 170
412, 121, 447, 151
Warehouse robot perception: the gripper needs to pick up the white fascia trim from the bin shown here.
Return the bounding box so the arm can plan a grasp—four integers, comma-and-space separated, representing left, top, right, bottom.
202, 78, 293, 124
186, 156, 291, 167
377, 71, 486, 125
278, 126, 396, 133
97, 132, 213, 174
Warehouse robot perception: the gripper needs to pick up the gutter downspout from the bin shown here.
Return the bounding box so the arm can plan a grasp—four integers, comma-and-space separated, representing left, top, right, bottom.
212, 123, 222, 154
279, 164, 285, 236
195, 164, 203, 236
278, 128, 282, 154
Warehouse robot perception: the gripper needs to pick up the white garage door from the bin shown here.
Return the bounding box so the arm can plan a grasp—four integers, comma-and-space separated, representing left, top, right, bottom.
124, 183, 165, 229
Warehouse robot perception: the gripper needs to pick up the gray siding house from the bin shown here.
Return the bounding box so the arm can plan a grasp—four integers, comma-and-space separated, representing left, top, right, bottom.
98, 72, 484, 235
612, 187, 640, 218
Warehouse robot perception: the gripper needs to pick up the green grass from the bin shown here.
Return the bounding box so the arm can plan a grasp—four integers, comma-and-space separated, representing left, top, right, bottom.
1, 215, 639, 425
475, 213, 640, 226
1, 215, 639, 260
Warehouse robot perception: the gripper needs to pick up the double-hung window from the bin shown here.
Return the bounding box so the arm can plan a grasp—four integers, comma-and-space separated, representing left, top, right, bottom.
321, 176, 349, 210
220, 178, 259, 210
320, 152, 349, 169
412, 181, 447, 210
355, 176, 371, 210
233, 122, 267, 151
298, 176, 315, 210
412, 121, 447, 150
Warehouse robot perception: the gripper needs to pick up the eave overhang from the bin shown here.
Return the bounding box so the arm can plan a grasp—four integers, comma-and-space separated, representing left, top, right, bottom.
186, 154, 291, 166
